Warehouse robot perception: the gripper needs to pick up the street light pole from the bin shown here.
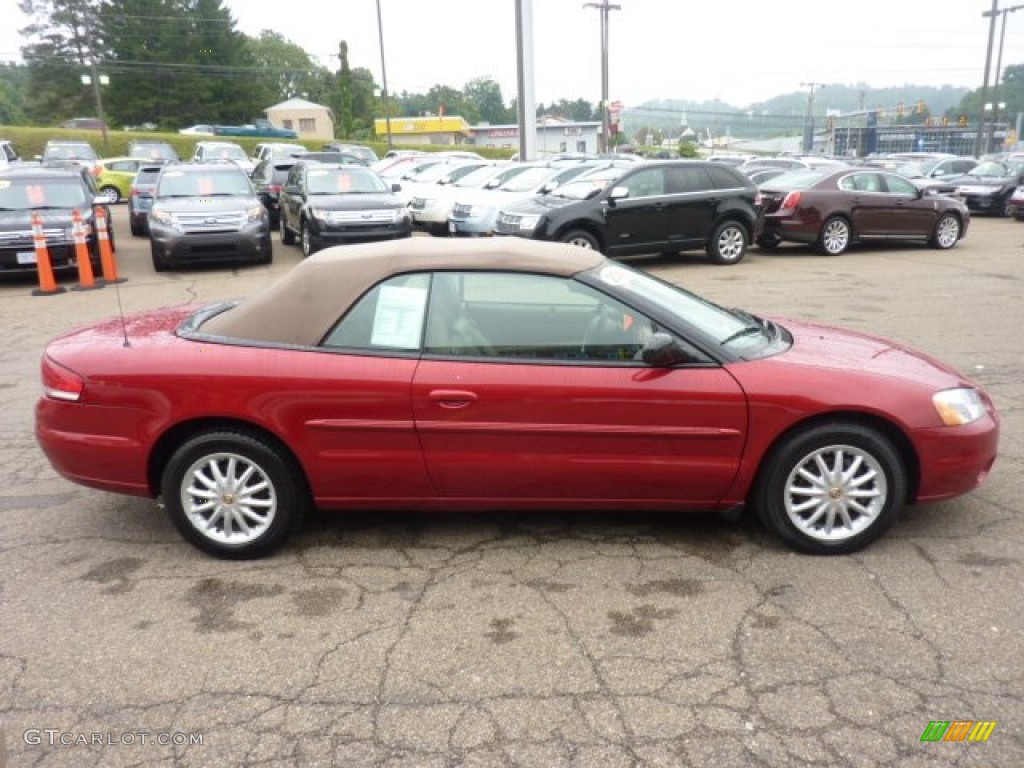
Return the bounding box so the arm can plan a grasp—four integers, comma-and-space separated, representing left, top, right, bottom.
584, 0, 621, 153
375, 0, 393, 150
976, 0, 1000, 156
800, 82, 822, 153
990, 3, 1024, 151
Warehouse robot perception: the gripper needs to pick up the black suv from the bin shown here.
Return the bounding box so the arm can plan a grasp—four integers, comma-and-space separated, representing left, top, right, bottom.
251, 158, 297, 228
0, 165, 110, 276
147, 162, 271, 271
278, 162, 411, 257
494, 160, 764, 265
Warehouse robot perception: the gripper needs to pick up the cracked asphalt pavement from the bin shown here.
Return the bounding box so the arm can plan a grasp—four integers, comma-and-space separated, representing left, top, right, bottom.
1, 208, 1021, 767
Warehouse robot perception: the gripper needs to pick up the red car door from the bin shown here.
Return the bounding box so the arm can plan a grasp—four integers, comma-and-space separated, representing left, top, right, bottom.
411, 360, 747, 505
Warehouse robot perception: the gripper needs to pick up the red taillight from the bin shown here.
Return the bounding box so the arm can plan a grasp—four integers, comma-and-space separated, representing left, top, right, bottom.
267, 184, 281, 193
779, 191, 802, 213
41, 356, 84, 402
131, 188, 140, 196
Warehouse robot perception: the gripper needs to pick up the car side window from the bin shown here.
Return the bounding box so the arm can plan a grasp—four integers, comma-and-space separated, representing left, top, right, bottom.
620, 168, 665, 198
321, 273, 431, 351
423, 271, 656, 363
882, 174, 917, 196
665, 165, 714, 194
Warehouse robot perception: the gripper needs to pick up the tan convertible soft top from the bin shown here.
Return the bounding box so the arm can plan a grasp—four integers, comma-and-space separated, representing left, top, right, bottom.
200, 237, 605, 346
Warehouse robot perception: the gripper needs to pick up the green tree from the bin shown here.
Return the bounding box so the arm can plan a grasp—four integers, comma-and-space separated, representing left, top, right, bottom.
334, 40, 354, 137
246, 31, 328, 109
19, 0, 105, 123
0, 63, 30, 124
462, 76, 512, 124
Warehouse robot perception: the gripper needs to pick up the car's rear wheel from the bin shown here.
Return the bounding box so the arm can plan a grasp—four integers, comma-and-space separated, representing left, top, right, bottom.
99, 185, 120, 204
301, 220, 319, 257
929, 213, 961, 249
707, 220, 748, 264
161, 430, 303, 559
755, 422, 906, 555
1000, 196, 1014, 218
280, 215, 295, 245
560, 229, 599, 250
818, 216, 851, 255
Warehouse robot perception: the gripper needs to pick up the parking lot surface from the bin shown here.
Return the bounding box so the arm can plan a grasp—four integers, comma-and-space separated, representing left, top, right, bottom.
1, 208, 1021, 767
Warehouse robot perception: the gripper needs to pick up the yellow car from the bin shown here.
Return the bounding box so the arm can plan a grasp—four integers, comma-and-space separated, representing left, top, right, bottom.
95, 157, 145, 203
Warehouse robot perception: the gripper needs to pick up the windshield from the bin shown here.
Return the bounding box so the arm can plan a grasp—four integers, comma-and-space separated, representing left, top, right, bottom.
499, 166, 558, 192
585, 262, 770, 353
131, 144, 177, 161
892, 162, 924, 177
156, 169, 252, 196
206, 145, 248, 161
0, 177, 89, 209
552, 167, 624, 199
307, 167, 388, 194
44, 144, 97, 162
456, 165, 516, 188
968, 161, 1017, 177
404, 162, 463, 183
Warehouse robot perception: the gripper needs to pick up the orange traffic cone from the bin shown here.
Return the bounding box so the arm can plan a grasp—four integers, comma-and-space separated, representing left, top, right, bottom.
31, 213, 66, 296
94, 206, 125, 284
70, 209, 101, 291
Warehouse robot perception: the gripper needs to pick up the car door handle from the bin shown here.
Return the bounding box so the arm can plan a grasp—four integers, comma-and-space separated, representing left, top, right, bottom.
429, 389, 479, 408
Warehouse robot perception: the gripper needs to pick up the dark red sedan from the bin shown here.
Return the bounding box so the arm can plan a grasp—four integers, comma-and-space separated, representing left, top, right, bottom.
758, 167, 970, 255
36, 238, 998, 558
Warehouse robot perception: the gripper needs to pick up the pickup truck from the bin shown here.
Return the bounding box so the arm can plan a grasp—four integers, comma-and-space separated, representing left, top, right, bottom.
213, 119, 298, 139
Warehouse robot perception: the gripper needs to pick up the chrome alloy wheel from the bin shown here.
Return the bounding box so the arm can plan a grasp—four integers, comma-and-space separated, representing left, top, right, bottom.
716, 225, 746, 262
821, 219, 850, 255
783, 444, 887, 542
181, 452, 277, 545
934, 215, 960, 248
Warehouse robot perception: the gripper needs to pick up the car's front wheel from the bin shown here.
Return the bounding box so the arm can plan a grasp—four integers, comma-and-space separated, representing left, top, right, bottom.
161, 430, 304, 559
929, 213, 961, 250
300, 220, 319, 257
560, 229, 600, 250
150, 242, 168, 272
707, 220, 748, 264
280, 215, 295, 245
99, 185, 121, 204
818, 216, 851, 255
755, 422, 907, 555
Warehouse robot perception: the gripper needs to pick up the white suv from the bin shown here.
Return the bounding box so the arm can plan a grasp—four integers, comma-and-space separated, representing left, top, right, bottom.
190, 141, 255, 174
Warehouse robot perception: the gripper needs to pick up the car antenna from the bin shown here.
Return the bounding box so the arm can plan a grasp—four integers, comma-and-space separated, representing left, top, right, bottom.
112, 279, 131, 347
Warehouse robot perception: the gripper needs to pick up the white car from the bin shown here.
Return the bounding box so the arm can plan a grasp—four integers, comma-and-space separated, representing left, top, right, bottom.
191, 141, 256, 174
408, 163, 517, 235
392, 159, 492, 206
179, 124, 216, 136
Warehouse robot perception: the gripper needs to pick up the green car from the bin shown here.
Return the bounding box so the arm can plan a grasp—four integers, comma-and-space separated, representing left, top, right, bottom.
95, 157, 145, 203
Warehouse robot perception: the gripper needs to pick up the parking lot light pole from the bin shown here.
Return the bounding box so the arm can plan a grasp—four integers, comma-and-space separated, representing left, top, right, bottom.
990, 3, 1024, 151
800, 82, 822, 153
584, 0, 621, 153
375, 0, 393, 150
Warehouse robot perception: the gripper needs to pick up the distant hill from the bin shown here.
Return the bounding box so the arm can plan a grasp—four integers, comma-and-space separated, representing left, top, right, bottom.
623, 84, 972, 141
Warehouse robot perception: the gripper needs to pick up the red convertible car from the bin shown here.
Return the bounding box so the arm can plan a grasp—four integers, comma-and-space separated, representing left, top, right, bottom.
36, 239, 999, 558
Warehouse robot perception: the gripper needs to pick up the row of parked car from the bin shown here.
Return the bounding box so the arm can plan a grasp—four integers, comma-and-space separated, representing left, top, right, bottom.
4, 130, 1019, 277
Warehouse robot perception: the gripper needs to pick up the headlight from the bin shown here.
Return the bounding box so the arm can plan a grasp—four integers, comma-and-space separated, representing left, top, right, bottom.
518, 214, 542, 231
246, 205, 264, 222
149, 208, 174, 227
933, 388, 986, 426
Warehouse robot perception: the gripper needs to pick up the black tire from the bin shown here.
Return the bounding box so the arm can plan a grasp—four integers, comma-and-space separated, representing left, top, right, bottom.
150, 242, 168, 272
429, 223, 449, 237
929, 212, 961, 250
707, 220, 748, 265
560, 229, 600, 251
130, 219, 144, 237
1000, 196, 1014, 218
161, 430, 304, 559
280, 214, 295, 245
757, 233, 782, 250
755, 422, 907, 555
817, 216, 851, 256
300, 220, 319, 257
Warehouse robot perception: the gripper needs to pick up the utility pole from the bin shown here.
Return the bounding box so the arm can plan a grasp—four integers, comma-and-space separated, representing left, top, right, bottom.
375, 0, 393, 150
989, 3, 1024, 152
976, 0, 999, 156
584, 0, 621, 153
514, 0, 537, 161
800, 82, 822, 153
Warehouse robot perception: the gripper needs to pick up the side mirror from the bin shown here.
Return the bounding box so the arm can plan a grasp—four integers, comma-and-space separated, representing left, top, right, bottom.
608, 186, 629, 204
484, 179, 501, 189
640, 332, 692, 367
392, 183, 402, 192
539, 182, 556, 194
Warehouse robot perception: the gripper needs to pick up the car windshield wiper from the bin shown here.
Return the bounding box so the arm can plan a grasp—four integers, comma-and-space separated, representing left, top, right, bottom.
720, 307, 769, 345
719, 325, 765, 346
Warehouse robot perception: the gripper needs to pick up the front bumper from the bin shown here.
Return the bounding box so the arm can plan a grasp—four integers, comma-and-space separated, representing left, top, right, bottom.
307, 219, 412, 247
149, 221, 271, 265
911, 414, 1000, 502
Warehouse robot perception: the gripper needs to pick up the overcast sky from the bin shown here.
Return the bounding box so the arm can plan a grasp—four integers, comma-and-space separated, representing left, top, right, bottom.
4, 0, 1021, 109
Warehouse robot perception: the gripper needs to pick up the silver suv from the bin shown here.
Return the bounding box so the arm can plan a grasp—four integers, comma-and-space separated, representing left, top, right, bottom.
147, 162, 271, 271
